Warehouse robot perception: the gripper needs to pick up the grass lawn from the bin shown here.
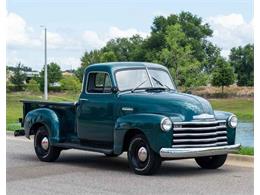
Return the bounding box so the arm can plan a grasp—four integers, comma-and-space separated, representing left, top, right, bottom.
6, 92, 78, 131
209, 98, 253, 122
6, 92, 253, 131
239, 146, 254, 156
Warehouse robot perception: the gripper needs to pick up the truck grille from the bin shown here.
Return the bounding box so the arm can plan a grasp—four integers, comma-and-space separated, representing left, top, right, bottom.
172, 120, 227, 148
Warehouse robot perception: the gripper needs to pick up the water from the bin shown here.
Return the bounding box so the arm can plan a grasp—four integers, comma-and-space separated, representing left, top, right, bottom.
235, 122, 254, 147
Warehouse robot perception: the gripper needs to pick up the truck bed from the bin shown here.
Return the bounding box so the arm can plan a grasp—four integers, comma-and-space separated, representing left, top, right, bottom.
21, 100, 77, 136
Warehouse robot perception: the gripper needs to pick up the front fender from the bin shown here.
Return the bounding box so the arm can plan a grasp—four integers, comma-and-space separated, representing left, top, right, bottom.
214, 110, 236, 145
24, 108, 60, 144
114, 113, 173, 154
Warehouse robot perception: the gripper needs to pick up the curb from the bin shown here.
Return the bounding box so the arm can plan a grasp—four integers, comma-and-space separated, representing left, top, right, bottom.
228, 153, 254, 163
6, 131, 14, 136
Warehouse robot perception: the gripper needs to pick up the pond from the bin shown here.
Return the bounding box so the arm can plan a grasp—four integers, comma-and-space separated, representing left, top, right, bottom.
235, 122, 254, 147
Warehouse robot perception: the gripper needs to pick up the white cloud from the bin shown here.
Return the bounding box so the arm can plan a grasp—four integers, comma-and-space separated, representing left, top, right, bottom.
7, 12, 41, 47
207, 13, 254, 57
82, 26, 149, 50
48, 56, 81, 70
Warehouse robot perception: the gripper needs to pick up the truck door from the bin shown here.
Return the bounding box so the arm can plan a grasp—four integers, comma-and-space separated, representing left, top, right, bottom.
77, 71, 116, 147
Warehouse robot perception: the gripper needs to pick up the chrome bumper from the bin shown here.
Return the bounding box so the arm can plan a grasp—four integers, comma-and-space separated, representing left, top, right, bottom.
160, 144, 241, 158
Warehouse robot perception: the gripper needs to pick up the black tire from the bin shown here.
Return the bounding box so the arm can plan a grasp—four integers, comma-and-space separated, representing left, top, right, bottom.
105, 153, 120, 157
34, 126, 61, 162
195, 154, 227, 169
127, 134, 161, 175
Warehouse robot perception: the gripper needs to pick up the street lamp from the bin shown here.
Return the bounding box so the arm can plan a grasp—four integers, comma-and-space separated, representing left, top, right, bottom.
40, 25, 48, 100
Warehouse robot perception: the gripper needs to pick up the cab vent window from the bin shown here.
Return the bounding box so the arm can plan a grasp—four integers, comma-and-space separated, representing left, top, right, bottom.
87, 72, 112, 93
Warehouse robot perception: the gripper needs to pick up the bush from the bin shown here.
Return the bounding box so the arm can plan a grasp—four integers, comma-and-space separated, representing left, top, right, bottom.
26, 79, 40, 93
60, 75, 81, 93
49, 86, 62, 92
7, 84, 26, 92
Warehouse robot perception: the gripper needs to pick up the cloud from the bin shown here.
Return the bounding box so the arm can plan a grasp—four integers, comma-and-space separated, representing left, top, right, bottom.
207, 13, 254, 57
82, 26, 149, 50
7, 12, 41, 48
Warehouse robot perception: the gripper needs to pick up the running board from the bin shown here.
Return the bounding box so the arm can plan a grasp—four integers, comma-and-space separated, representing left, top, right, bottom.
53, 142, 113, 154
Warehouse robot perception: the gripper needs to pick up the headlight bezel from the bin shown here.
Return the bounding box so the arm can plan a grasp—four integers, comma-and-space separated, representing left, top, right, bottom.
228, 115, 238, 128
160, 117, 172, 132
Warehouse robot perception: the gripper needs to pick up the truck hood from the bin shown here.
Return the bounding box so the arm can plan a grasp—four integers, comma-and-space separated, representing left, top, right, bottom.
118, 91, 214, 121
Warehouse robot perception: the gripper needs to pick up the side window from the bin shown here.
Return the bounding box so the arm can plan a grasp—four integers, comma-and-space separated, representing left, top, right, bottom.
87, 72, 112, 93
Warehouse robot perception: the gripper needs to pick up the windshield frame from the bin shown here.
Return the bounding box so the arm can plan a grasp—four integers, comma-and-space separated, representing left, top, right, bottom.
114, 67, 176, 92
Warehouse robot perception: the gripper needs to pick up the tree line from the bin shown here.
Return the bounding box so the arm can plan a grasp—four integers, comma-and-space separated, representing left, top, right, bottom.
7, 12, 253, 94
76, 11, 254, 92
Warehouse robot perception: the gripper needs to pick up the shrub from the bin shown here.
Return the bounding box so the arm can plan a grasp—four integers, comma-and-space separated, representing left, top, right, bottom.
60, 75, 81, 93
26, 79, 40, 93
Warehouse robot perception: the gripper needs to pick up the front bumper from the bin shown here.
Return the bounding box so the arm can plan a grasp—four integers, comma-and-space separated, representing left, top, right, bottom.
160, 144, 241, 158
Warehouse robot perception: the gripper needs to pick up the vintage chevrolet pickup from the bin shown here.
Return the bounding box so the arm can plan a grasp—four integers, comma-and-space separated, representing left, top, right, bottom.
16, 62, 240, 175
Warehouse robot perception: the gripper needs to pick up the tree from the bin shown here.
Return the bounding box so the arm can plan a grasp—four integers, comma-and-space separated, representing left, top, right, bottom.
100, 51, 117, 62
229, 44, 254, 86
9, 62, 26, 90
39, 62, 62, 91
211, 57, 235, 94
81, 50, 102, 68
60, 75, 81, 92
160, 24, 208, 88
26, 79, 40, 93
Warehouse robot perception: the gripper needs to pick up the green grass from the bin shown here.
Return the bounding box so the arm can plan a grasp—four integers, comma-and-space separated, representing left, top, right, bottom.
239, 146, 254, 156
209, 98, 253, 122
6, 92, 78, 131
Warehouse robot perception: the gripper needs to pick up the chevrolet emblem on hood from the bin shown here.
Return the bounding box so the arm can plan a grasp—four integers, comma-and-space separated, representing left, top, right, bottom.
193, 114, 215, 120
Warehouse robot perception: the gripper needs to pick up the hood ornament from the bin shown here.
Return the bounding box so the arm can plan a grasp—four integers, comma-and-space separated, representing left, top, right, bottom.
193, 114, 215, 120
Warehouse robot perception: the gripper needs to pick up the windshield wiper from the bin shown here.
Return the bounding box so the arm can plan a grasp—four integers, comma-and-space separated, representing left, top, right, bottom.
152, 77, 171, 90
131, 79, 148, 93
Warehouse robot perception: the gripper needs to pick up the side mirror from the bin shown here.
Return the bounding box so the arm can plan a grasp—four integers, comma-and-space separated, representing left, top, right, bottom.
111, 86, 119, 93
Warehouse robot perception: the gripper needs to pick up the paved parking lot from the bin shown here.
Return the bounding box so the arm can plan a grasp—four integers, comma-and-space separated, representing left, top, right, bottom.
7, 135, 253, 195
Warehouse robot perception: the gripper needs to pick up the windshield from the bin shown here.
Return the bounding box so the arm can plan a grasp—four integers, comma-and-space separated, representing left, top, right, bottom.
115, 68, 175, 91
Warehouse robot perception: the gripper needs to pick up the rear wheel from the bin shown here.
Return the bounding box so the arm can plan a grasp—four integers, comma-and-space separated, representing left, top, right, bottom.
127, 134, 161, 175
34, 126, 61, 162
195, 154, 227, 169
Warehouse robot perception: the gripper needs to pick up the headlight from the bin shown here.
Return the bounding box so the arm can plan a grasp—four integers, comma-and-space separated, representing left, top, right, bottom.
228, 115, 238, 128
161, 117, 172, 132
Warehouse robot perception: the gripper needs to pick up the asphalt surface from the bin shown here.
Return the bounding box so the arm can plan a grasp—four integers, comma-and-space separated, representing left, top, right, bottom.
7, 135, 253, 195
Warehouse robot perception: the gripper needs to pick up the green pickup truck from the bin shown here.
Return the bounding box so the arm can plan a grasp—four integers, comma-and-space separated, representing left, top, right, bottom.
17, 62, 240, 175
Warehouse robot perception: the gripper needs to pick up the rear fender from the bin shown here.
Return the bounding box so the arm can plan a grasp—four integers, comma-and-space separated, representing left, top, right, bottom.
24, 108, 60, 144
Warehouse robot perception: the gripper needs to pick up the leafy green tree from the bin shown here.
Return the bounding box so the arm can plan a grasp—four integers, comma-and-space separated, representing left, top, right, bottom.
100, 51, 117, 62
81, 50, 102, 68
160, 24, 207, 88
9, 62, 26, 90
102, 35, 145, 61
229, 44, 254, 86
60, 75, 81, 92
39, 62, 62, 91
211, 57, 235, 94
26, 79, 40, 93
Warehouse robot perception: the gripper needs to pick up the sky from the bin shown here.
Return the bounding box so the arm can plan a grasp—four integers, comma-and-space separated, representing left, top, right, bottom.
7, 0, 254, 70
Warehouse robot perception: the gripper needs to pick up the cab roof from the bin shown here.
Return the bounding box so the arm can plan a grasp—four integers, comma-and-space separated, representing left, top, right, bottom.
86, 62, 168, 72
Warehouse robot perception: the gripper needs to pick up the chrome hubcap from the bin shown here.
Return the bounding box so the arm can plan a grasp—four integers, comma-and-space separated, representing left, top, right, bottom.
137, 147, 148, 162
41, 137, 49, 151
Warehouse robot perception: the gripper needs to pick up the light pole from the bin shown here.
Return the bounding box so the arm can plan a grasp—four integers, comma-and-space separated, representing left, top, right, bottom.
41, 26, 48, 100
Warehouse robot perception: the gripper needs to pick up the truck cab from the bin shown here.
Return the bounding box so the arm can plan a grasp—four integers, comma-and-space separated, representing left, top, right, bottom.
18, 62, 240, 175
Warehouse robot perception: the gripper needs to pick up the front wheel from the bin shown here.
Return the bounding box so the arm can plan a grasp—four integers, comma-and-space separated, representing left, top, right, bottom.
195, 154, 227, 169
127, 135, 161, 175
34, 126, 61, 162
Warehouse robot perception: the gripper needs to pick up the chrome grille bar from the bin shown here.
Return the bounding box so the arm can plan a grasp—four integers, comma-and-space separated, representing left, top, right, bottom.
172, 142, 228, 148
173, 125, 226, 131
173, 131, 227, 138
172, 120, 228, 148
